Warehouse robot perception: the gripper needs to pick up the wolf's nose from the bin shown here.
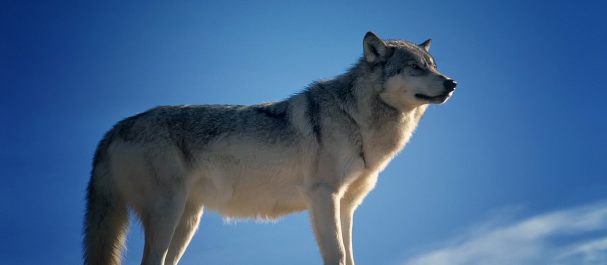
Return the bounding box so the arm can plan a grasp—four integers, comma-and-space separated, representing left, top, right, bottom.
443, 79, 457, 92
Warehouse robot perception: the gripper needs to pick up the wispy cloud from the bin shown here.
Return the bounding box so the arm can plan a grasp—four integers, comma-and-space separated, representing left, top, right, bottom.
403, 202, 607, 265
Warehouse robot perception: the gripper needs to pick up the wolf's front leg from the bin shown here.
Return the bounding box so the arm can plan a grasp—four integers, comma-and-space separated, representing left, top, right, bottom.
307, 182, 346, 265
340, 206, 355, 265
340, 173, 379, 265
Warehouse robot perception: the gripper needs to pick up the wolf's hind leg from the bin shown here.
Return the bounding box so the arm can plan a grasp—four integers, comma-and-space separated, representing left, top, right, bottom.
133, 147, 192, 265
140, 191, 186, 265
164, 202, 204, 265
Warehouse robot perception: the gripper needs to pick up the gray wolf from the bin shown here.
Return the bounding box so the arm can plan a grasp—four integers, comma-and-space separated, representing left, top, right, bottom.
83, 31, 457, 265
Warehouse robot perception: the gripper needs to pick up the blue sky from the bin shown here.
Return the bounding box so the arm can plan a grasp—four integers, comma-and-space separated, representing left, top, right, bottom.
1, 1, 606, 264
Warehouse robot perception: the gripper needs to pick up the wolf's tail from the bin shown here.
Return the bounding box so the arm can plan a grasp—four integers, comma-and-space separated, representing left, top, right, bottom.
83, 134, 128, 265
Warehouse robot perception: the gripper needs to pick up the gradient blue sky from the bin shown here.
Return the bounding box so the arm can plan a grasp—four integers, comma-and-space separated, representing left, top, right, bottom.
1, 1, 606, 265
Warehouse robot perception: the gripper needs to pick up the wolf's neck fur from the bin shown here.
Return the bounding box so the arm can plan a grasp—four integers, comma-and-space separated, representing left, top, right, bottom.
319, 60, 428, 171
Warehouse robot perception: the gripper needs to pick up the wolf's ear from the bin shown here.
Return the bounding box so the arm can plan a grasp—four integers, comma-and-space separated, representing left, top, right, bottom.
363, 31, 389, 65
419, 39, 432, 52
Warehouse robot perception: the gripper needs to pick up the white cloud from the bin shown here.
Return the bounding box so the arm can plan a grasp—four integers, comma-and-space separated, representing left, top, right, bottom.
403, 202, 607, 265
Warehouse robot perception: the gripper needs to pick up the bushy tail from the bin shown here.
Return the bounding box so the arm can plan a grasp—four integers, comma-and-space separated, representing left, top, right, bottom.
84, 137, 129, 265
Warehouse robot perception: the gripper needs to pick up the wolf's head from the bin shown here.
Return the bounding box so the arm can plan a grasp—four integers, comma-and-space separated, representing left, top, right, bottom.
363, 32, 456, 110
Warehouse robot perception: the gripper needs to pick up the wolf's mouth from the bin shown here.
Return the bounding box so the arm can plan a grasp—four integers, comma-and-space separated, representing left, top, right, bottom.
415, 92, 452, 103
